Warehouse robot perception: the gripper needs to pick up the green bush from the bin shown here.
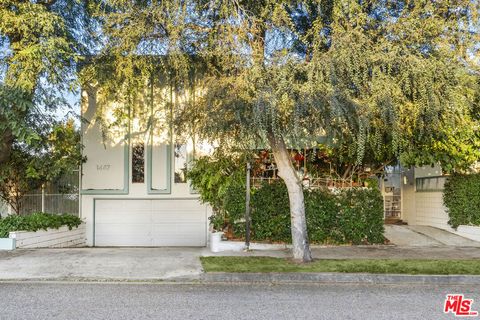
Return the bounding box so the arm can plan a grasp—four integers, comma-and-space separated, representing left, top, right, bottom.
188, 154, 385, 244
232, 181, 385, 245
0, 212, 82, 238
187, 152, 245, 231
335, 188, 385, 244
443, 174, 480, 228
304, 188, 339, 243
250, 181, 291, 242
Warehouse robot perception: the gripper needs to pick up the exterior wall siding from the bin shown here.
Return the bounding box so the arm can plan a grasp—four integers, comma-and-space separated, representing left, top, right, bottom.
401, 168, 416, 224
401, 166, 480, 242
414, 192, 450, 228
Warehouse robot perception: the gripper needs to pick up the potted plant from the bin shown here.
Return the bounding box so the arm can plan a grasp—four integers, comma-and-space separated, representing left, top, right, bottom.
209, 212, 225, 252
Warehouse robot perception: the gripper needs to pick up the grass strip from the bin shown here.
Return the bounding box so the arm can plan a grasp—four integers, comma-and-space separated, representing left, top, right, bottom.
201, 256, 480, 275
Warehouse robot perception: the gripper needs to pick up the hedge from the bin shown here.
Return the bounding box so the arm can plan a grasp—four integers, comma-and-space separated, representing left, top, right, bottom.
443, 174, 480, 229
0, 212, 82, 238
226, 181, 385, 245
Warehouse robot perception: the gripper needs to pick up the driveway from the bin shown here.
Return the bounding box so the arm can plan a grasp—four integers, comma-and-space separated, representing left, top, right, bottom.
0, 247, 206, 281
384, 225, 480, 247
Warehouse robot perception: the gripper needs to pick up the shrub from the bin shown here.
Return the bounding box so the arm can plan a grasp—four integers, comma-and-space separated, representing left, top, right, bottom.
0, 212, 82, 238
235, 181, 385, 244
304, 188, 339, 243
224, 179, 248, 236
443, 174, 480, 228
189, 154, 385, 244
187, 152, 245, 231
336, 188, 385, 244
250, 181, 291, 242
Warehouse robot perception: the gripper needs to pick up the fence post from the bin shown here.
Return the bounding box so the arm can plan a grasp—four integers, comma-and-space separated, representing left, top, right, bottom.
245, 162, 251, 250
41, 183, 45, 213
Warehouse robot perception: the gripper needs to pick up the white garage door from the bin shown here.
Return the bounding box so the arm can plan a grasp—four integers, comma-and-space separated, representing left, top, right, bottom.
94, 199, 207, 246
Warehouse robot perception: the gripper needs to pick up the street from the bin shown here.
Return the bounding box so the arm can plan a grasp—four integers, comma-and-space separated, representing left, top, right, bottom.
0, 282, 478, 320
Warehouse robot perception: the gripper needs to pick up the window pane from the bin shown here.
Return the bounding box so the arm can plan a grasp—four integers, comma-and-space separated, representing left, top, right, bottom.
132, 142, 145, 183
416, 176, 446, 191
174, 143, 187, 183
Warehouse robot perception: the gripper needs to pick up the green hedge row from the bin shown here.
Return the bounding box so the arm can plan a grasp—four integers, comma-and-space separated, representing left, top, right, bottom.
0, 212, 82, 238
443, 174, 480, 228
227, 181, 385, 245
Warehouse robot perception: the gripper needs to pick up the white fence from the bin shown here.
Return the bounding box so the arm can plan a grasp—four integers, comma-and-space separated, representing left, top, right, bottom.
7, 170, 79, 216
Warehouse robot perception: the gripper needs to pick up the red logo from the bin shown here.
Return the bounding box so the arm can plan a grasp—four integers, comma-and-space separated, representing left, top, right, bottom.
444, 294, 478, 317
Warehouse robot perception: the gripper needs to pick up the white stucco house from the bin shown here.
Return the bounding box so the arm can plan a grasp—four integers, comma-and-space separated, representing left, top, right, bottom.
382, 164, 480, 242
80, 77, 212, 247
78, 73, 480, 247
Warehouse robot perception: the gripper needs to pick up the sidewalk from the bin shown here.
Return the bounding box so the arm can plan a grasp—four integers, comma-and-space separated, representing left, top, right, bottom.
1, 224, 480, 283
205, 245, 480, 260
0, 245, 480, 283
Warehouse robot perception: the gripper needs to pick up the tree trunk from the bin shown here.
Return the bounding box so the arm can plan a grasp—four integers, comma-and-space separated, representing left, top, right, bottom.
0, 127, 13, 165
268, 134, 313, 262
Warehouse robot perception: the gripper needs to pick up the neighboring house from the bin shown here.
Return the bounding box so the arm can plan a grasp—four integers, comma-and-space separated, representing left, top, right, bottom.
80, 80, 211, 247
382, 164, 480, 242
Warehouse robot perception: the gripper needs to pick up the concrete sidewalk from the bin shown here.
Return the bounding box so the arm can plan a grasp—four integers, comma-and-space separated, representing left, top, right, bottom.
204, 245, 480, 260
0, 247, 205, 281
1, 245, 480, 282
1, 224, 480, 282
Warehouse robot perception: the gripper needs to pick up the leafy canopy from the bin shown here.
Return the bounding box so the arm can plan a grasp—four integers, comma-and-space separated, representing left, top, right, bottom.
0, 0, 102, 160
95, 0, 480, 171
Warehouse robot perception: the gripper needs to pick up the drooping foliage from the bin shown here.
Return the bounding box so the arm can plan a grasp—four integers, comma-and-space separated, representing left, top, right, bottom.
94, 0, 480, 261
95, 0, 480, 171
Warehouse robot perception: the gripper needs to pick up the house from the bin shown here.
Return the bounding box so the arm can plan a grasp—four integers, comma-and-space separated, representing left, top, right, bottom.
383, 164, 480, 242
80, 75, 211, 247
79, 71, 480, 247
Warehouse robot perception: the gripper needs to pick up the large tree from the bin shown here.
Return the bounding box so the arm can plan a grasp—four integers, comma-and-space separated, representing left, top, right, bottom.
0, 119, 83, 214
97, 0, 479, 262
0, 0, 101, 164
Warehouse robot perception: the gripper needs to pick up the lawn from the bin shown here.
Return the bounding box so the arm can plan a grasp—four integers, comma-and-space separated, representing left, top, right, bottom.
201, 256, 480, 275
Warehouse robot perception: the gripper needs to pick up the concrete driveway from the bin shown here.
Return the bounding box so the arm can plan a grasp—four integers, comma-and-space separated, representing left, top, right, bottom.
384, 225, 480, 247
0, 247, 206, 281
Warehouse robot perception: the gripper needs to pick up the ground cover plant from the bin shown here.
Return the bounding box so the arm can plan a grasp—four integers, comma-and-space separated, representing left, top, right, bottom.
0, 212, 82, 238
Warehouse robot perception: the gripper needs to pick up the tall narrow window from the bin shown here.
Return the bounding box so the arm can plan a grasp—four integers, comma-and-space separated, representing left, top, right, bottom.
174, 143, 187, 183
132, 142, 145, 183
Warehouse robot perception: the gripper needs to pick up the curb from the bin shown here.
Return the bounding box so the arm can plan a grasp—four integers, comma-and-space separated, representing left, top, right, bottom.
201, 272, 480, 285
1, 273, 480, 285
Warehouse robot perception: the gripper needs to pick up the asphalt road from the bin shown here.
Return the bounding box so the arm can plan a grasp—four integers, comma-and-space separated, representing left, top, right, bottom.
0, 282, 478, 320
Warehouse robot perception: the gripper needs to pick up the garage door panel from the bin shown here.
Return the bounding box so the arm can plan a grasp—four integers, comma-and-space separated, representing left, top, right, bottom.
151, 213, 206, 223
96, 212, 151, 224
96, 223, 153, 235
151, 234, 205, 246
96, 200, 151, 213
95, 199, 206, 246
95, 235, 152, 247
151, 223, 205, 234
151, 200, 201, 211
